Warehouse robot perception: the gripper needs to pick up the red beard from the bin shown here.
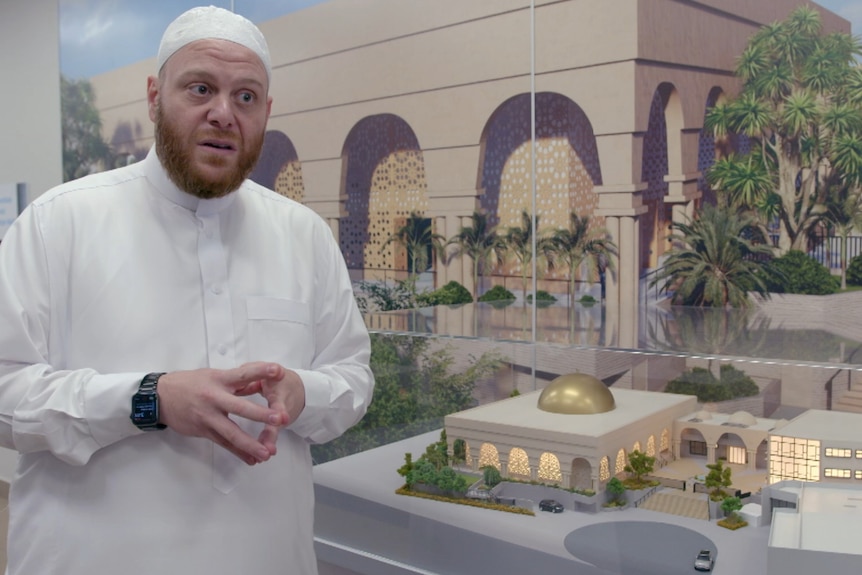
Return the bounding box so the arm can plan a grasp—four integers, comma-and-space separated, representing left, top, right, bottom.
154, 103, 264, 199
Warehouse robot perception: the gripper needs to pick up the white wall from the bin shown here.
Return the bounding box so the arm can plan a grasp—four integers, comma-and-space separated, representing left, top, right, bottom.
0, 0, 63, 482
0, 0, 63, 203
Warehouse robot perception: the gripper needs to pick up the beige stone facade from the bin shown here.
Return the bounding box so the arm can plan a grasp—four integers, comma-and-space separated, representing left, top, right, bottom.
90, 0, 848, 347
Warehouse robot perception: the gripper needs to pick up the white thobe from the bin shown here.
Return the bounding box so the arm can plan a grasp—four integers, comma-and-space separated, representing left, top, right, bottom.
0, 148, 374, 575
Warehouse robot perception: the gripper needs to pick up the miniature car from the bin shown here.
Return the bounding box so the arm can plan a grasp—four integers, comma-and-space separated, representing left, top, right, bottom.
538, 499, 564, 513
694, 549, 714, 571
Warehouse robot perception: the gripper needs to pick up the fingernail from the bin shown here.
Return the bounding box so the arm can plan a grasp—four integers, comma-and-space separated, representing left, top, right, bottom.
268, 414, 281, 425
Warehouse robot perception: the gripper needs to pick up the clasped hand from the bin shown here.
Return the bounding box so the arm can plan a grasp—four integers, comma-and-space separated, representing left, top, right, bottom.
157, 362, 305, 466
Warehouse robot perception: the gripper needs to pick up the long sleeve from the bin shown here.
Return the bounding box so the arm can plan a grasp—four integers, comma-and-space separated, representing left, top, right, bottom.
288, 226, 374, 444
0, 201, 144, 466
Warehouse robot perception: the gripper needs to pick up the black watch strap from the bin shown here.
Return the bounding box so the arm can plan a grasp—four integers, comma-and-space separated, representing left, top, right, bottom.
131, 372, 167, 430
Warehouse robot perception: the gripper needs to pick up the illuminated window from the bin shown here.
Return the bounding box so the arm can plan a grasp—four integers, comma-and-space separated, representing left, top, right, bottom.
633, 441, 641, 454
538, 452, 562, 483
508, 448, 530, 478
661, 429, 669, 452
857, 450, 862, 459
727, 446, 746, 465
768, 435, 821, 484
615, 449, 626, 475
824, 468, 851, 478
599, 456, 610, 481
825, 447, 852, 458
646, 436, 656, 457
478, 443, 500, 471
856, 470, 862, 480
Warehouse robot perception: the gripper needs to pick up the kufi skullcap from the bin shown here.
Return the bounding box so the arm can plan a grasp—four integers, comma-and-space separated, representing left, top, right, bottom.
157, 5, 271, 82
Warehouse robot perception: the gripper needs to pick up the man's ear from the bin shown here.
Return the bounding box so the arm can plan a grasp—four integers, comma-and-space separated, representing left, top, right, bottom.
146, 76, 159, 122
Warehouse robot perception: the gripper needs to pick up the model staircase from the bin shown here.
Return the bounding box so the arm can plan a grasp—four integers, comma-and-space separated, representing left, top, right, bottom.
834, 387, 862, 414
637, 488, 709, 520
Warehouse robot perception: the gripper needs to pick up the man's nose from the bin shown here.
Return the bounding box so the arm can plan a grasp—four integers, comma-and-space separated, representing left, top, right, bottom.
207, 95, 235, 128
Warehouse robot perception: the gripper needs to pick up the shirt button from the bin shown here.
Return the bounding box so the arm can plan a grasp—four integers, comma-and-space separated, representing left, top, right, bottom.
211, 284, 223, 295
217, 344, 228, 355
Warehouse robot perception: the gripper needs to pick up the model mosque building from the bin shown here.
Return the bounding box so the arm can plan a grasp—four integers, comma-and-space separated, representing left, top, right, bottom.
445, 373, 778, 493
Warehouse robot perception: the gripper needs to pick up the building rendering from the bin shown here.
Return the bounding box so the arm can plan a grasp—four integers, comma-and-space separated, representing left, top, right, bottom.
89, 0, 849, 349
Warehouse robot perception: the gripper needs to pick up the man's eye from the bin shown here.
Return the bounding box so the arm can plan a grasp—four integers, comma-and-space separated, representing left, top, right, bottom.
191, 85, 209, 95
239, 92, 255, 103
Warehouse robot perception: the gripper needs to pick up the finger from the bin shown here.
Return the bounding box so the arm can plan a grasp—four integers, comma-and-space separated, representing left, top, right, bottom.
225, 362, 284, 389
211, 418, 271, 465
234, 380, 263, 397
221, 394, 286, 426
258, 425, 279, 456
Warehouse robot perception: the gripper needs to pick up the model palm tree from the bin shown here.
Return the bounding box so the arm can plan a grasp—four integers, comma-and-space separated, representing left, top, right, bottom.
446, 211, 507, 300
503, 209, 555, 303
651, 204, 774, 307
382, 212, 446, 283
549, 212, 617, 308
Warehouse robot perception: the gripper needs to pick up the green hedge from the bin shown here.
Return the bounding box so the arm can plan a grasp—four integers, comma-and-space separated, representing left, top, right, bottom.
664, 364, 759, 402
763, 250, 839, 295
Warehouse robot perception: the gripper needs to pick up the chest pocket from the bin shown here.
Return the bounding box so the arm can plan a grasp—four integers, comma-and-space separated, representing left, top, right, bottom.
246, 296, 313, 368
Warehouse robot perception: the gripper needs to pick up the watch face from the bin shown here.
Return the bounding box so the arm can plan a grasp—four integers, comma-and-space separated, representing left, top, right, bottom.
131, 394, 158, 425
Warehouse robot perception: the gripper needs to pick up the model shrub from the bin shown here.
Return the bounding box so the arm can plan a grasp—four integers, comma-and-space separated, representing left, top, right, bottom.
415, 280, 473, 306
763, 250, 839, 295
478, 285, 516, 303
664, 364, 758, 402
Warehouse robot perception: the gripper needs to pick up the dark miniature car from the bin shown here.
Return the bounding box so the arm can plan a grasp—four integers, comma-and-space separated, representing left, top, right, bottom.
694, 549, 714, 571
538, 499, 564, 513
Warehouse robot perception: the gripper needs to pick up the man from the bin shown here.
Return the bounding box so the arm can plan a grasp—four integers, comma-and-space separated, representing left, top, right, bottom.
0, 6, 373, 574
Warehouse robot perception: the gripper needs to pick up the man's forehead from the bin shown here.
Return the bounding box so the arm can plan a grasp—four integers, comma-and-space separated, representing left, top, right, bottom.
158, 6, 271, 82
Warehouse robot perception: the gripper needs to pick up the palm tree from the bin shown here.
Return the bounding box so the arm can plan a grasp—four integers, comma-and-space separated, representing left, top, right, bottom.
703, 6, 862, 254
446, 211, 507, 300
503, 209, 554, 303
651, 204, 774, 307
821, 186, 862, 289
548, 212, 617, 308
382, 212, 445, 283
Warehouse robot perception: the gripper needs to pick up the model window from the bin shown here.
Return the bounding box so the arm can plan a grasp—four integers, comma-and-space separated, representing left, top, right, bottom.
855, 470, 862, 480
824, 468, 850, 478
856, 450, 862, 459
689, 441, 707, 456
825, 447, 851, 458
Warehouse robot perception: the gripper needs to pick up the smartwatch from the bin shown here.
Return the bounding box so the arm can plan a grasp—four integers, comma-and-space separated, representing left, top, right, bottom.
130, 372, 167, 430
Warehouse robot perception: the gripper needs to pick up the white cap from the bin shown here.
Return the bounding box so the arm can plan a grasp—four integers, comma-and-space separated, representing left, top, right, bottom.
157, 5, 271, 82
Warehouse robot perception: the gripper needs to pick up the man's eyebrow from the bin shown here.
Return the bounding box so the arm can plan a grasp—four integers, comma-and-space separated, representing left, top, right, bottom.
175, 69, 266, 91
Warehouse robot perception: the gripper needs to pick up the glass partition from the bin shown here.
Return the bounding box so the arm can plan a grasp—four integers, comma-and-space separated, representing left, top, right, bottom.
58, 1, 862, 574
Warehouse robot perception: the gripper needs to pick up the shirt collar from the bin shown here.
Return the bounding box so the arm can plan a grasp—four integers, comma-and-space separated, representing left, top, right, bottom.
143, 145, 239, 216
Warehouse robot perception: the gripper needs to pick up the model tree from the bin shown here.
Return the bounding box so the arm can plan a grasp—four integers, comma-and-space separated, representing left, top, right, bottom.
606, 477, 626, 506
423, 429, 450, 470
721, 496, 743, 523
705, 460, 733, 501
452, 438, 467, 466
624, 449, 656, 486
482, 465, 502, 488
705, 6, 862, 254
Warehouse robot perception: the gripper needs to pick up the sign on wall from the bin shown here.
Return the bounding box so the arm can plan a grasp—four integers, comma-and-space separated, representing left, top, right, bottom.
0, 182, 25, 240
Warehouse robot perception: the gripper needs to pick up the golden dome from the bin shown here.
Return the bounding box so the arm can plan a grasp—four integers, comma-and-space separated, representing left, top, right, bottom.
537, 373, 615, 414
